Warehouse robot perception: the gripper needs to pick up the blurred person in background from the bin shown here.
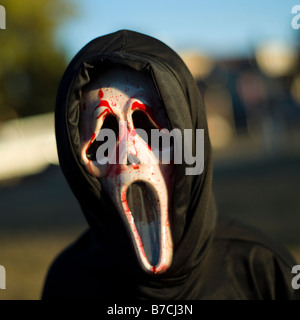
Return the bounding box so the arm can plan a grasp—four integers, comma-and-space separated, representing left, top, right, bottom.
42, 30, 299, 300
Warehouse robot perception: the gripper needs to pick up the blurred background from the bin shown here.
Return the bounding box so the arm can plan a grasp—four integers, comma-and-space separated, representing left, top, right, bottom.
0, 0, 300, 299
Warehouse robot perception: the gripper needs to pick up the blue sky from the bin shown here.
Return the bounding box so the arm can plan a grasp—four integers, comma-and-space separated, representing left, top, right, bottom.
56, 0, 299, 60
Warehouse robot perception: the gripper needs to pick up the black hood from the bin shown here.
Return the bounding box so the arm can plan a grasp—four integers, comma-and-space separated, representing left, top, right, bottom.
55, 29, 217, 299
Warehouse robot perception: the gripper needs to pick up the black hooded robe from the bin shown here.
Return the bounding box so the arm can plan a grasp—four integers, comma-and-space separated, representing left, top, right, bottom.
42, 30, 299, 300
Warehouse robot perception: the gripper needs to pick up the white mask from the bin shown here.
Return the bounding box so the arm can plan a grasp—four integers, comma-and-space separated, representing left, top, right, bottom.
79, 66, 174, 274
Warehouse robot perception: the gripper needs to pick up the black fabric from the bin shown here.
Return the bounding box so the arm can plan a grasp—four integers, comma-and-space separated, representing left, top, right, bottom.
42, 30, 299, 300
42, 217, 298, 300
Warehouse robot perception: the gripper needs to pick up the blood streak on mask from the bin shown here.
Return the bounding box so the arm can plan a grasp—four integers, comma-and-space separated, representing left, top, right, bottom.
85, 89, 117, 175
94, 89, 115, 119
132, 101, 163, 130
121, 188, 148, 261
99, 88, 104, 99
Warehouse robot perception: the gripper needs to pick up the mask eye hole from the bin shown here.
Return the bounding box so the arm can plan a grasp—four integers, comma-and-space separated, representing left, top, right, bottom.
132, 110, 174, 152
86, 114, 119, 160
132, 110, 158, 146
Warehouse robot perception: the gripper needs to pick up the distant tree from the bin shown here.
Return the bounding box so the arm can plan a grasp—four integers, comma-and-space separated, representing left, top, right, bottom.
0, 0, 75, 121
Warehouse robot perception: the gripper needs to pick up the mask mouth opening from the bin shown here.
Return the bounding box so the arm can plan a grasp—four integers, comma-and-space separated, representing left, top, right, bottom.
126, 181, 160, 267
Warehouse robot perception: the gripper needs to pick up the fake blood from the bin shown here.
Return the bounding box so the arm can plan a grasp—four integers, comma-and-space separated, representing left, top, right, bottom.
121, 188, 150, 265
132, 101, 148, 112
132, 101, 162, 130
99, 89, 104, 99
94, 89, 115, 119
95, 100, 115, 119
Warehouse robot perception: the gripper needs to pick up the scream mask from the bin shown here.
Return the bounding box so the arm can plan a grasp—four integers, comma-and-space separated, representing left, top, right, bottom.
79, 66, 174, 274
